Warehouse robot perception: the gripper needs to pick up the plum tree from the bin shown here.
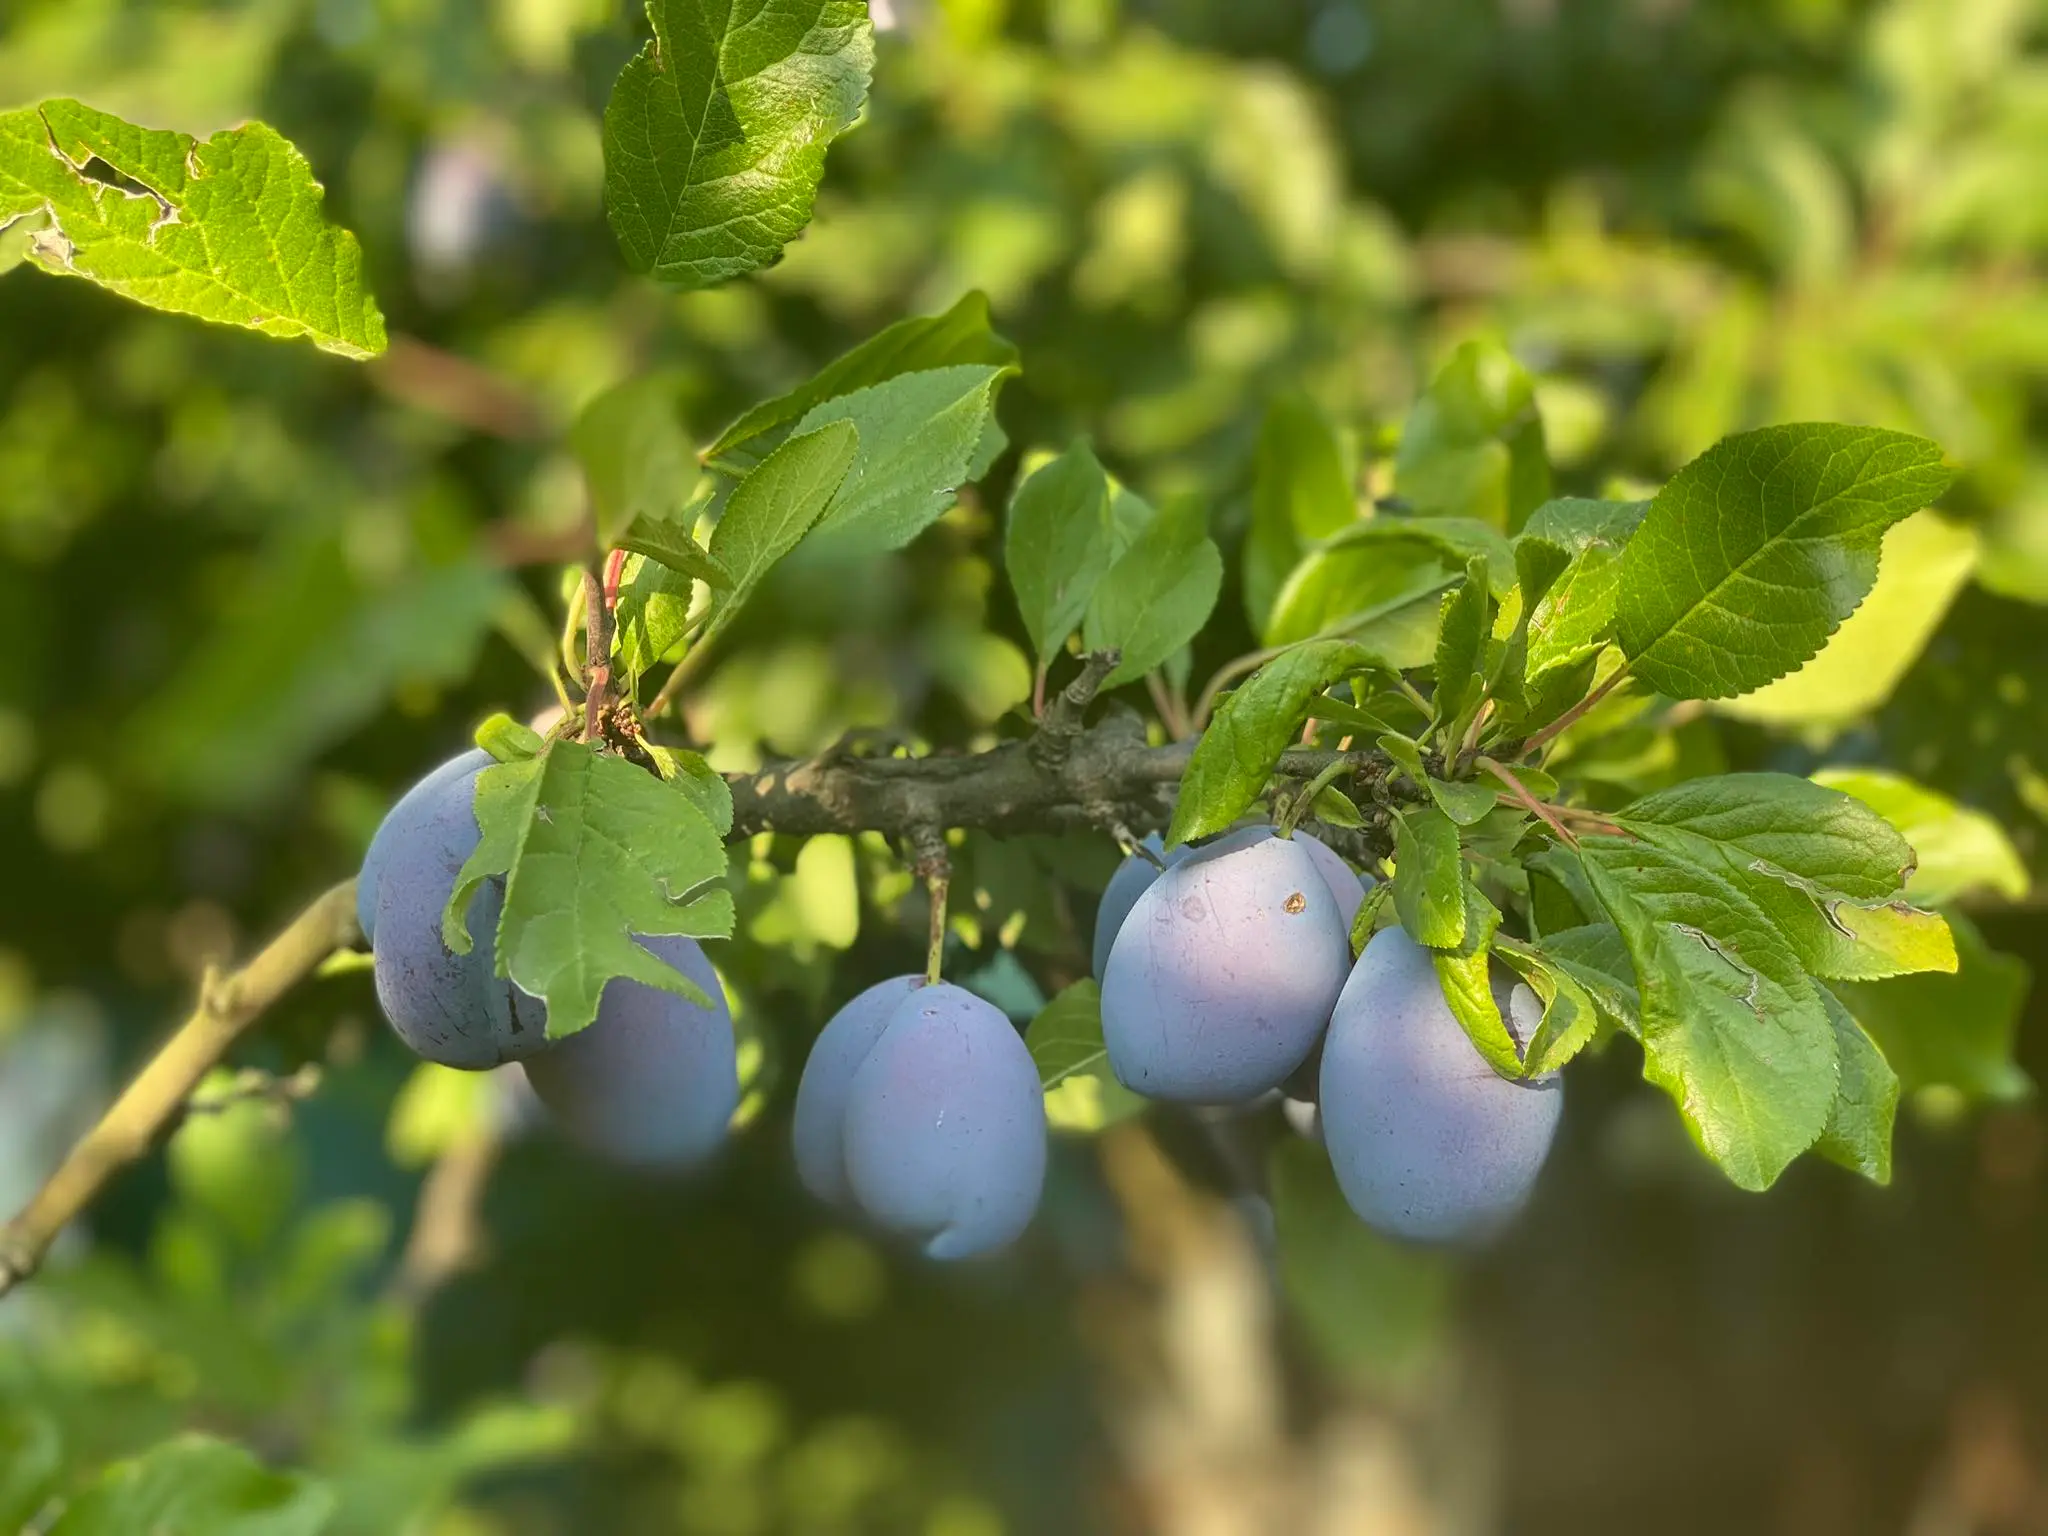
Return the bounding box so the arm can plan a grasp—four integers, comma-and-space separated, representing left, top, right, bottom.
1091, 834, 1193, 979
355, 747, 490, 942
520, 935, 738, 1169
1319, 926, 1563, 1243
790, 972, 925, 1207
1100, 827, 1352, 1102
839, 982, 1048, 1260
367, 754, 550, 1069
1296, 831, 1370, 932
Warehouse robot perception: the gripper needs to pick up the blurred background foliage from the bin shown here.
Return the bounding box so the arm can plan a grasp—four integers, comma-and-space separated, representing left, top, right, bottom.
3, 0, 2048, 1531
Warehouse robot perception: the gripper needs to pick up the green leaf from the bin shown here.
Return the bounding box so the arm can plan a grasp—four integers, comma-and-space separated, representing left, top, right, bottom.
1391, 807, 1465, 948
1507, 498, 1644, 712
612, 554, 699, 678
706, 292, 1017, 469
1393, 339, 1550, 531
1169, 639, 1383, 845
602, 0, 872, 288
0, 1406, 60, 1531
49, 1434, 335, 1536
1431, 556, 1491, 729
1493, 935, 1601, 1077
1614, 772, 1953, 982
796, 365, 1010, 552
1264, 517, 1510, 661
1026, 979, 1146, 1133
703, 420, 861, 634
616, 519, 732, 591
1268, 1139, 1452, 1389
1714, 511, 1978, 729
1532, 923, 1640, 1037
1425, 776, 1498, 827
1577, 836, 1837, 1190
1833, 910, 2031, 1103
570, 374, 698, 548
0, 101, 384, 357
1430, 881, 1519, 1078
1812, 989, 1899, 1185
1811, 767, 2031, 904
1615, 423, 1954, 701
1244, 392, 1356, 633
475, 714, 546, 763
445, 740, 735, 1038
1005, 441, 1115, 670
1082, 495, 1223, 688
1348, 875, 1394, 957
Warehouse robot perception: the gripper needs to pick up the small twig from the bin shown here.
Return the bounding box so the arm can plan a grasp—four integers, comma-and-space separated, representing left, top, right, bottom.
1477, 756, 1579, 848
1034, 649, 1122, 765
1518, 664, 1631, 760
182, 1064, 323, 1118
1191, 644, 1288, 732
372, 334, 549, 441
581, 567, 613, 744
0, 882, 360, 1299
1145, 670, 1192, 741
560, 578, 587, 684
1032, 663, 1049, 721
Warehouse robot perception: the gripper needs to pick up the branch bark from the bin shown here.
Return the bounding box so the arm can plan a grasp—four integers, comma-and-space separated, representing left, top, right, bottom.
0, 881, 361, 1299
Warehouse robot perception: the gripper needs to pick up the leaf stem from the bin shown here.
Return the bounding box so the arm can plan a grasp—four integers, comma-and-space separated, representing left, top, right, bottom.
1518, 662, 1631, 760
1277, 757, 1354, 838
1476, 755, 1578, 848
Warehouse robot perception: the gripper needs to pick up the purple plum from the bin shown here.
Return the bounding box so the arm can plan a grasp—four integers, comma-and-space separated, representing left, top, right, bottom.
1092, 834, 1194, 980
357, 747, 492, 942
1100, 827, 1352, 1102
1296, 830, 1371, 932
1319, 926, 1562, 1243
791, 973, 925, 1207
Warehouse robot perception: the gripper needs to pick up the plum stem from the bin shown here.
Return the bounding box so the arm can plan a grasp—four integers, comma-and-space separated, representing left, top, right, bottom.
0, 881, 360, 1302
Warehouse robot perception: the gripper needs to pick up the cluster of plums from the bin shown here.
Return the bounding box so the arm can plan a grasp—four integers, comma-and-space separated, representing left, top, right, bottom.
361, 751, 1562, 1260
1098, 827, 1563, 1243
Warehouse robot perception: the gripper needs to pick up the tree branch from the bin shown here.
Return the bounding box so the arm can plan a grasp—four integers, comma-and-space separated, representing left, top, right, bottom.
0, 882, 361, 1300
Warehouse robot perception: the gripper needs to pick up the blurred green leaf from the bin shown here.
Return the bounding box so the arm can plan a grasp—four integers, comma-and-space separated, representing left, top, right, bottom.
1812, 766, 2031, 904
703, 420, 860, 634
602, 0, 872, 288
1393, 339, 1549, 531
0, 101, 383, 357
1812, 989, 1899, 1186
571, 374, 698, 548
49, 1434, 336, 1536
0, 1405, 60, 1531
1616, 424, 1954, 701
1243, 393, 1355, 633
445, 740, 734, 1038
1026, 979, 1145, 1134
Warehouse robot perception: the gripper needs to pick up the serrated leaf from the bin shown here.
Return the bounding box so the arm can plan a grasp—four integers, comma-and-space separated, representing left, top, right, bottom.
1428, 877, 1515, 1077
0, 101, 384, 357
1532, 923, 1640, 1036
1083, 494, 1223, 687
1833, 909, 2031, 1103
1394, 339, 1550, 531
612, 554, 700, 677
1006, 441, 1115, 669
1348, 877, 1394, 957
1812, 989, 1899, 1185
444, 740, 734, 1038
795, 365, 1009, 552
1026, 979, 1146, 1133
1519, 500, 1645, 687
702, 419, 860, 634
1424, 776, 1499, 826
706, 292, 1017, 468
1614, 772, 1952, 982
1615, 423, 1954, 701
1391, 807, 1465, 948
571, 374, 698, 548
1715, 511, 1978, 729
1432, 556, 1491, 729
1244, 392, 1356, 633
1494, 935, 1600, 1076
1811, 767, 2030, 905
602, 0, 872, 288
48, 1434, 335, 1536
1169, 639, 1384, 844
1577, 836, 1837, 1190
617, 519, 732, 590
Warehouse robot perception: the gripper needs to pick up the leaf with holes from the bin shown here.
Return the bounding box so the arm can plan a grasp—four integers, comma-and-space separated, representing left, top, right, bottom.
0, 100, 383, 356
444, 740, 735, 1038
603, 0, 872, 288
